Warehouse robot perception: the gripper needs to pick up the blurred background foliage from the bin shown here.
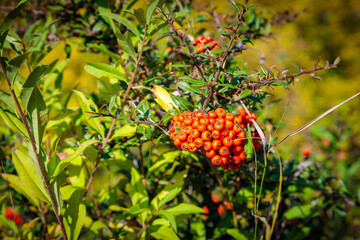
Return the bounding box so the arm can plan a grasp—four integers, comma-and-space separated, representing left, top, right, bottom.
1, 0, 360, 239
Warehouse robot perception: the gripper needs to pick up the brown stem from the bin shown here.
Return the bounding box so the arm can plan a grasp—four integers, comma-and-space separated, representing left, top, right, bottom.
40, 202, 49, 240
136, 209, 159, 239
202, 1, 249, 110
0, 62, 68, 240
83, 24, 149, 198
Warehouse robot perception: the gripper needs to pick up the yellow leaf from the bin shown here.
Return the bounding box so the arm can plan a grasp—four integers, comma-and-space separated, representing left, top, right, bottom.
152, 85, 179, 112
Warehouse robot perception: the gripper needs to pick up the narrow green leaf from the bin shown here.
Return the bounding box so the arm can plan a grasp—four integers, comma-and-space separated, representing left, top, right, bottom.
111, 124, 137, 140
12, 149, 51, 203
226, 228, 251, 240
84, 62, 127, 83
158, 211, 177, 233
239, 89, 252, 99
0, 90, 15, 111
0, 0, 28, 51
163, 203, 205, 216
63, 187, 86, 240
149, 220, 179, 240
177, 82, 200, 94
130, 167, 148, 208
52, 139, 98, 178
1, 173, 40, 207
148, 151, 179, 175
73, 90, 105, 138
146, 0, 160, 24
100, 12, 141, 39
21, 64, 47, 111
283, 204, 313, 220
170, 94, 194, 111
158, 187, 182, 209
180, 76, 206, 86
245, 126, 253, 159
114, 28, 137, 62
0, 105, 28, 137
134, 8, 145, 25
6, 52, 32, 85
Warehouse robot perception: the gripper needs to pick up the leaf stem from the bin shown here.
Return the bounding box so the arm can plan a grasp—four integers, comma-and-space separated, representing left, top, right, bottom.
0, 61, 68, 240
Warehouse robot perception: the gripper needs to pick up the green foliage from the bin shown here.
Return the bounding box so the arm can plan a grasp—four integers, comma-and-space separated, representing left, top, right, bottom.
0, 0, 358, 239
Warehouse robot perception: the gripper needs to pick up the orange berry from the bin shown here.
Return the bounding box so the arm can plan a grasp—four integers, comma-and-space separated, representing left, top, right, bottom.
178, 132, 187, 142
174, 121, 181, 129
197, 124, 206, 132
238, 109, 246, 116
233, 138, 242, 146
188, 143, 197, 152
201, 131, 212, 141
192, 120, 200, 128
14, 213, 22, 225
4, 208, 14, 220
180, 126, 187, 134
251, 112, 258, 121
173, 138, 182, 146
185, 126, 192, 135
225, 113, 234, 121
187, 136, 194, 143
240, 151, 246, 161
230, 162, 240, 170
302, 149, 311, 156
214, 121, 224, 130
228, 130, 235, 139
221, 129, 229, 137
211, 155, 221, 166
181, 142, 189, 151
205, 36, 213, 43
196, 43, 205, 53
234, 116, 242, 124
221, 158, 230, 170
195, 111, 203, 119
196, 36, 205, 43
233, 124, 242, 133
207, 124, 215, 132
209, 118, 216, 125
238, 132, 246, 140
211, 194, 220, 203
190, 128, 200, 139
232, 146, 244, 155
212, 130, 221, 139
223, 201, 232, 210
225, 120, 234, 129
206, 150, 216, 158
204, 141, 212, 151
208, 111, 217, 118
223, 137, 233, 147
232, 155, 241, 165
215, 108, 226, 118
194, 138, 204, 148
212, 140, 222, 150
200, 118, 210, 126
217, 204, 226, 216
169, 124, 175, 133
173, 115, 179, 122
219, 146, 230, 156
184, 118, 193, 125
202, 205, 210, 215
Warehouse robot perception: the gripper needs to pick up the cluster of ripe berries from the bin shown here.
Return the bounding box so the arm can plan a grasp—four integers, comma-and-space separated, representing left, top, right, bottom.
193, 36, 221, 53
169, 108, 261, 170
4, 208, 23, 225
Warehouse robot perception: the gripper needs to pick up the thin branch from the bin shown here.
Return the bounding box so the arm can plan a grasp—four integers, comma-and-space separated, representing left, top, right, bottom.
0, 61, 68, 240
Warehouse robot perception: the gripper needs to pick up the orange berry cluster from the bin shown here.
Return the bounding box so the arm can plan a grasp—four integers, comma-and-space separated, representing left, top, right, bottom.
169, 108, 261, 170
4, 208, 23, 225
193, 36, 221, 53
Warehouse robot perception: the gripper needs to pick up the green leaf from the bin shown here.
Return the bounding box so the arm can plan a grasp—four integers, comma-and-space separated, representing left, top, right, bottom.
170, 94, 194, 111
0, 0, 28, 52
158, 211, 177, 233
146, 0, 160, 24
134, 8, 145, 25
100, 12, 141, 39
113, 28, 137, 62
111, 124, 137, 140
226, 229, 251, 240
0, 105, 28, 137
21, 64, 47, 111
148, 151, 179, 176
6, 52, 32, 85
148, 220, 179, 240
12, 149, 51, 203
163, 203, 205, 216
158, 187, 182, 209
130, 167, 148, 208
283, 204, 313, 220
245, 126, 253, 159
180, 76, 206, 86
73, 90, 105, 138
177, 82, 200, 94
1, 173, 40, 207
63, 187, 86, 240
84, 62, 127, 83
0, 90, 15, 112
239, 89, 252, 99
210, 48, 225, 55
52, 139, 98, 178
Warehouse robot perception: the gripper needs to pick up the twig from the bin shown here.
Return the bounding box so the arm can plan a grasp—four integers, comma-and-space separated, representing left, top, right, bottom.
0, 61, 68, 240
83, 24, 150, 198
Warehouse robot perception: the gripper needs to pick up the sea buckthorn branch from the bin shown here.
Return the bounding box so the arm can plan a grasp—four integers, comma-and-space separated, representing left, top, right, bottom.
157, 7, 208, 83
0, 61, 68, 240
202, 0, 249, 111
83, 24, 149, 199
